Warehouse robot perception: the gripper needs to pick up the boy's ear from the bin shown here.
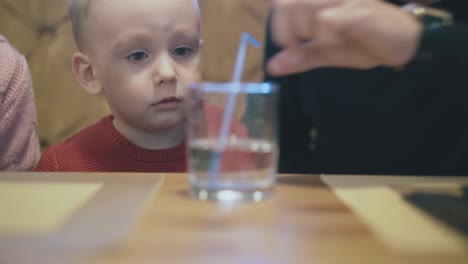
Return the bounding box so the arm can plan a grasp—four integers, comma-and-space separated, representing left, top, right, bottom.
72, 52, 102, 95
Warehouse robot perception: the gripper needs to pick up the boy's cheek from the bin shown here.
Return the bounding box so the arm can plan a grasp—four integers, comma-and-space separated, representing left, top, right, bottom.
183, 72, 201, 87
192, 54, 202, 76
194, 66, 202, 82
187, 62, 202, 82
178, 57, 202, 84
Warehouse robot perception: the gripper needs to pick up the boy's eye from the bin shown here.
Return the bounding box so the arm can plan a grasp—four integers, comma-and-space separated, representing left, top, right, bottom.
127, 51, 149, 62
172, 47, 192, 57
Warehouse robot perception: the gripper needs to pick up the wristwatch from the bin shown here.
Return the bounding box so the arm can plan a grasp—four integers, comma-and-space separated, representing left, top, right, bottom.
402, 2, 453, 29
393, 2, 454, 70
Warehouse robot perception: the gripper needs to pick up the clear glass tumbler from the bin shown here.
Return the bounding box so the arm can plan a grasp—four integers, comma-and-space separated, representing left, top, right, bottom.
186, 82, 279, 203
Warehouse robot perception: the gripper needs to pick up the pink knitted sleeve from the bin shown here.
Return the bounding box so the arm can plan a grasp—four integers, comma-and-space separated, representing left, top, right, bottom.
0, 35, 40, 171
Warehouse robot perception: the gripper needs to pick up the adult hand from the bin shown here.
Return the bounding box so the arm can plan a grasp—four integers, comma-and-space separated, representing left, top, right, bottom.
267, 0, 423, 76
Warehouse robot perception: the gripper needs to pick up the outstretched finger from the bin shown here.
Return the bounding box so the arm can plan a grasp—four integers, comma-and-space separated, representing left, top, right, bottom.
271, 1, 301, 47
267, 42, 377, 76
267, 42, 324, 76
271, 0, 344, 47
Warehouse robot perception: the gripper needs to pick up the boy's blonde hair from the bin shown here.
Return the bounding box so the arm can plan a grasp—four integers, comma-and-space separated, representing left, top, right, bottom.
69, 0, 93, 51
69, 0, 200, 51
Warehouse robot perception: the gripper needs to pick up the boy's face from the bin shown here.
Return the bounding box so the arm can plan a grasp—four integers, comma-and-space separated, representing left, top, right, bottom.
86, 0, 201, 132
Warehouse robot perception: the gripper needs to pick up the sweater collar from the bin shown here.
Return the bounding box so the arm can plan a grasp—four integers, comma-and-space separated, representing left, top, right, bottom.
99, 116, 186, 162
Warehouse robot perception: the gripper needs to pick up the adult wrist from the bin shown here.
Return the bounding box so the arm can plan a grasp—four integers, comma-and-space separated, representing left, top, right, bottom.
402, 2, 453, 29
400, 3, 455, 66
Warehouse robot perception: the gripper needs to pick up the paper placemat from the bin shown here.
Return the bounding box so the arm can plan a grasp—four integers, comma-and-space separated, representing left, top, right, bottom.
321, 175, 468, 256
0, 182, 102, 234
0, 172, 164, 254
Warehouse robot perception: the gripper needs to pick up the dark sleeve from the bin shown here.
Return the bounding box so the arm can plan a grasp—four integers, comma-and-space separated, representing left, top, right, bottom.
415, 23, 468, 61
403, 0, 468, 80
403, 22, 468, 106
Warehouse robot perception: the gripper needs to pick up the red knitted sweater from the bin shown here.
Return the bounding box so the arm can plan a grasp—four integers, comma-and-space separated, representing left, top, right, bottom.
34, 102, 246, 172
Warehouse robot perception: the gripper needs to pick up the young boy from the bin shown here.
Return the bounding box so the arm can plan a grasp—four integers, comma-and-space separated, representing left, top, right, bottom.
35, 0, 240, 172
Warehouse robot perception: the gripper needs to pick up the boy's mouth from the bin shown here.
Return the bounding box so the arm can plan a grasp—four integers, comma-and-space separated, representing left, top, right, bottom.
154, 96, 182, 105
152, 96, 182, 110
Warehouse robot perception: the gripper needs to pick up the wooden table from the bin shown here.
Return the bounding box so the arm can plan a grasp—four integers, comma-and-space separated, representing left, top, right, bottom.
0, 173, 467, 264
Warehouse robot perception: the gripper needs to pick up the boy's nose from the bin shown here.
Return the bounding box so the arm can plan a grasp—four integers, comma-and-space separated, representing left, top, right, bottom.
154, 54, 177, 84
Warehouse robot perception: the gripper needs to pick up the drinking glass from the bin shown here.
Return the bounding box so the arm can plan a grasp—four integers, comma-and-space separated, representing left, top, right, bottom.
186, 82, 279, 203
